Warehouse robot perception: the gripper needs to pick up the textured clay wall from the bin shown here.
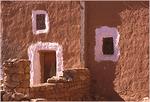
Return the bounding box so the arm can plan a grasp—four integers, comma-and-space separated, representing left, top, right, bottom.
85, 1, 149, 101
114, 2, 149, 100
1, 1, 82, 68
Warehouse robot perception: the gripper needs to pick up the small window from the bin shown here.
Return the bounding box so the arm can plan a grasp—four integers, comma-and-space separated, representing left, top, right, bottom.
32, 10, 49, 34
102, 37, 114, 55
36, 14, 46, 30
95, 26, 120, 62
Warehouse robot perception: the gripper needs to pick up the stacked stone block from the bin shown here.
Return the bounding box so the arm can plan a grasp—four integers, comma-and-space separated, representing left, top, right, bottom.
1, 58, 91, 101
2, 59, 30, 100
30, 68, 91, 101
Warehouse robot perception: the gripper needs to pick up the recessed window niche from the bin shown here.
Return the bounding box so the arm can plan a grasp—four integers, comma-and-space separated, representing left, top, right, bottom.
32, 10, 49, 34
36, 14, 46, 30
102, 37, 114, 55
95, 26, 120, 62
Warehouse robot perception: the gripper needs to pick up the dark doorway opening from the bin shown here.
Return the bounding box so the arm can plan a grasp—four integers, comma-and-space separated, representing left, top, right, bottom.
39, 50, 56, 83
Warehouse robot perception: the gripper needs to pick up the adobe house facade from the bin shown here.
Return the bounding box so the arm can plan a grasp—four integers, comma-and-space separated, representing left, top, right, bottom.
0, 1, 149, 101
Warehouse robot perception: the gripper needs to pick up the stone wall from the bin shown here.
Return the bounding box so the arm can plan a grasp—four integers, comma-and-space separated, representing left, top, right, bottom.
1, 59, 91, 101
2, 59, 30, 101
30, 68, 91, 101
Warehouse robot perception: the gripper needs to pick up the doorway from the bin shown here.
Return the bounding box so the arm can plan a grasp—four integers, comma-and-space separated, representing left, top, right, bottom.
39, 50, 56, 83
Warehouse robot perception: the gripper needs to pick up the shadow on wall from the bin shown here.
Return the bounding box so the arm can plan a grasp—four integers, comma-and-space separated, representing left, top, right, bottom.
92, 62, 122, 101
84, 1, 148, 101
84, 2, 123, 101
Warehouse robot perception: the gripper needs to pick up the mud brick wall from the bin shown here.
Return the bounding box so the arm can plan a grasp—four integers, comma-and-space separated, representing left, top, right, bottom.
85, 1, 149, 101
3, 59, 30, 95
30, 68, 91, 101
1, 1, 83, 68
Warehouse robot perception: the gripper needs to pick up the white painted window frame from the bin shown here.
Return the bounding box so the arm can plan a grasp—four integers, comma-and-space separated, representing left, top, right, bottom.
28, 42, 64, 86
95, 26, 120, 62
32, 10, 49, 34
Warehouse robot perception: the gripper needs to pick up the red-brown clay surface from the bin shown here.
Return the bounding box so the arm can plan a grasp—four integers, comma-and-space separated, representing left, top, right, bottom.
85, 1, 149, 101
1, 1, 82, 69
1, 1, 149, 101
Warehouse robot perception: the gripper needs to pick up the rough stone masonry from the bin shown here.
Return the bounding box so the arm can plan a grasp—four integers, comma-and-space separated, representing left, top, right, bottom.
2, 59, 30, 101
1, 59, 91, 101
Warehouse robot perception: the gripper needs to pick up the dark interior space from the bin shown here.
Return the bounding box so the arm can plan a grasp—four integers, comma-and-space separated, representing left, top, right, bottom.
39, 50, 56, 83
36, 14, 46, 30
102, 37, 114, 55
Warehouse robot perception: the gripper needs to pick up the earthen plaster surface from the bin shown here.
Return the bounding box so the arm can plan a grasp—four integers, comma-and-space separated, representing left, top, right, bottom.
1, 1, 82, 69
1, 1, 149, 101
85, 1, 149, 101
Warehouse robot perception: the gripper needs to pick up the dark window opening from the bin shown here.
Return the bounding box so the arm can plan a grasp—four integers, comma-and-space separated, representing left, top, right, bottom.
36, 14, 46, 30
39, 50, 56, 83
102, 37, 114, 55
